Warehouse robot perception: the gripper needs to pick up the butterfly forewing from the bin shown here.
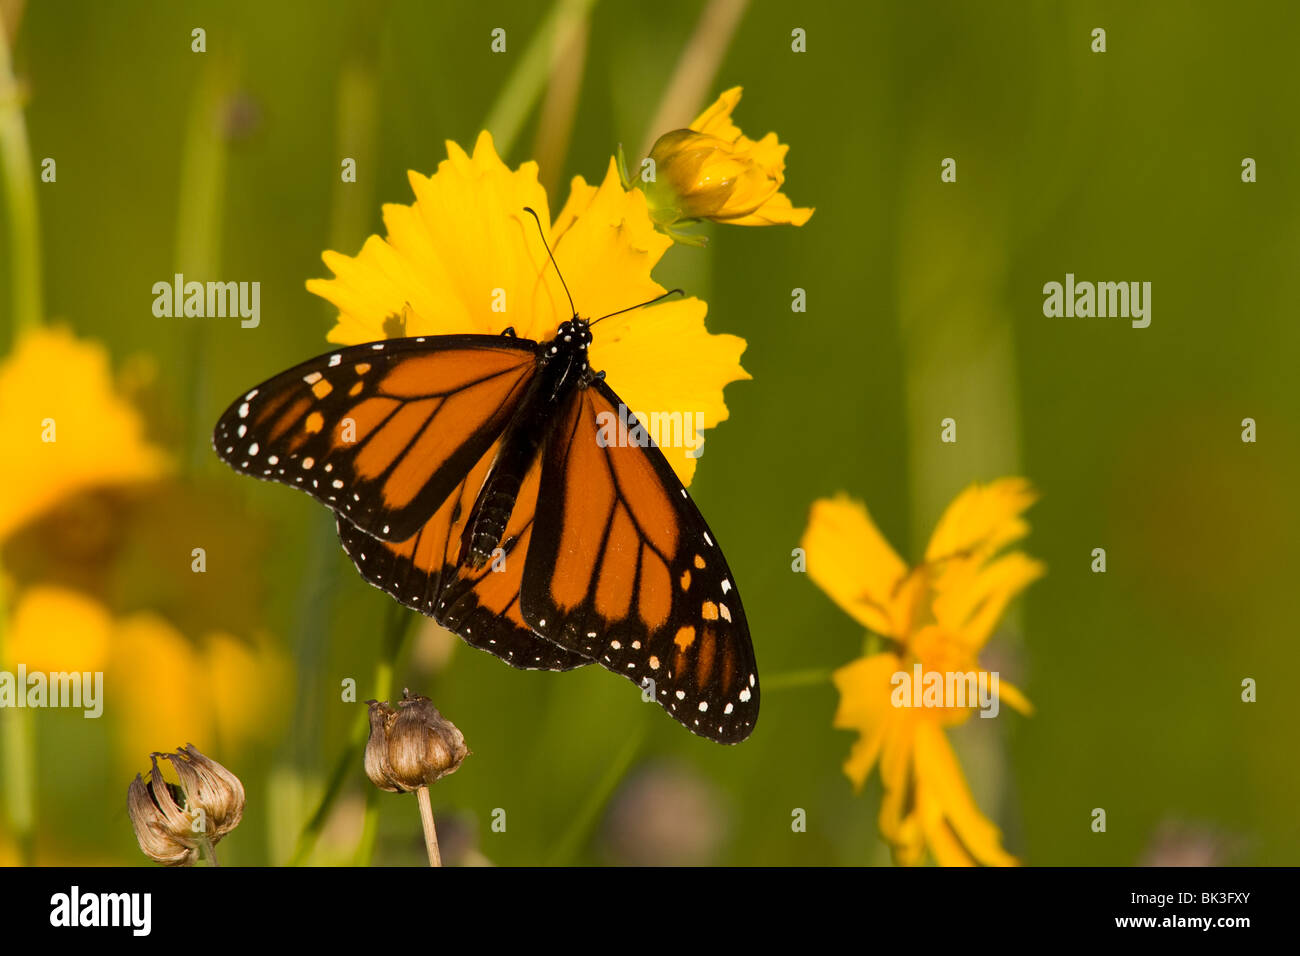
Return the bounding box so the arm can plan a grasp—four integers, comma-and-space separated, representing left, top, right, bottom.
521, 380, 759, 743
213, 335, 537, 542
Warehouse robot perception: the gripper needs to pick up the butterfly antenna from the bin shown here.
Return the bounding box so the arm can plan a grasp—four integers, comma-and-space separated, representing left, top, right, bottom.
590, 288, 685, 326
522, 206, 577, 318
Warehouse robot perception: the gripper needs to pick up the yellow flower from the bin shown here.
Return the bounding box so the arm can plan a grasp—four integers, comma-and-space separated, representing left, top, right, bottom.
4, 586, 287, 775
111, 613, 288, 771
802, 479, 1044, 866
307, 130, 748, 487
642, 87, 813, 233
0, 327, 169, 542
6, 584, 112, 672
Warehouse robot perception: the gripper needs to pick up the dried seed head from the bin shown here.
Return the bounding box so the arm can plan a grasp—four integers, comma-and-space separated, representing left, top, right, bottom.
364, 690, 468, 792
126, 744, 245, 866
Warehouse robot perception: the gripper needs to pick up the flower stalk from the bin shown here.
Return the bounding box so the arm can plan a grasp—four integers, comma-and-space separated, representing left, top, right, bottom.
364, 690, 468, 867
0, 17, 42, 339
416, 785, 440, 867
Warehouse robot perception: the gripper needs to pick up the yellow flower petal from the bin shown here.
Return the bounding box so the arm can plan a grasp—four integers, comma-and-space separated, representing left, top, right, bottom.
309, 135, 748, 487
924, 477, 1038, 564
205, 630, 289, 748
996, 676, 1034, 716
6, 585, 112, 672
832, 652, 903, 788
0, 327, 169, 542
876, 706, 920, 840
803, 495, 909, 636
921, 816, 978, 867
109, 613, 287, 773
933, 551, 1046, 649
552, 161, 672, 321
690, 86, 748, 141
913, 720, 1019, 866
721, 190, 816, 227
110, 613, 200, 764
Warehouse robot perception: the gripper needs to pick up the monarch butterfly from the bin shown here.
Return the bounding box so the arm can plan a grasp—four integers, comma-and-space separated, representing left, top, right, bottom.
212, 210, 759, 743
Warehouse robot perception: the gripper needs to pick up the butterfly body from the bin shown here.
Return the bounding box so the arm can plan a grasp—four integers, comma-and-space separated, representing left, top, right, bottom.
463, 319, 594, 568
214, 316, 759, 743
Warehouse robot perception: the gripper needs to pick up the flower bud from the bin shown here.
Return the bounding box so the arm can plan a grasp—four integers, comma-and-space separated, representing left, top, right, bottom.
637, 87, 812, 234
126, 744, 245, 866
364, 690, 468, 792
646, 129, 781, 225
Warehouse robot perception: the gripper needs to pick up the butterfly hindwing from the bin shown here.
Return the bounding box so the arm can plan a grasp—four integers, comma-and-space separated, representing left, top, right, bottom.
213, 335, 538, 542
520, 379, 759, 743
337, 435, 591, 671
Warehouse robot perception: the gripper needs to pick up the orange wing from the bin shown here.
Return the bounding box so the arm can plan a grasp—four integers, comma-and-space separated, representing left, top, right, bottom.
213, 335, 538, 542
337, 436, 590, 671
520, 381, 759, 742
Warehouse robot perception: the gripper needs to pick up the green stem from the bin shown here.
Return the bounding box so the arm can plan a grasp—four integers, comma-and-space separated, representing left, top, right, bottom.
0, 581, 35, 864
546, 724, 645, 865
352, 602, 408, 866
277, 54, 380, 866
0, 16, 42, 340
175, 58, 230, 476
287, 601, 409, 865
482, 0, 599, 159
352, 785, 382, 866
637, 0, 750, 159
286, 709, 367, 866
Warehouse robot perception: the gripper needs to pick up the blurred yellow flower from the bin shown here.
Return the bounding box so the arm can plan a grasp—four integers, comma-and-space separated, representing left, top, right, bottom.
0, 327, 169, 542
4, 586, 287, 774
111, 613, 288, 771
802, 478, 1044, 866
642, 87, 813, 234
6, 584, 112, 672
307, 130, 748, 486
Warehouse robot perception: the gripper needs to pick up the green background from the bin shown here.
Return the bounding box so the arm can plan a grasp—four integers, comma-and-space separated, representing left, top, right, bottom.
1, 0, 1296, 865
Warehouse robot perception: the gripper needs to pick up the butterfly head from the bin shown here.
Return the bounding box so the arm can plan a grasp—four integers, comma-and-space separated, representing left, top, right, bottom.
555, 317, 593, 349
